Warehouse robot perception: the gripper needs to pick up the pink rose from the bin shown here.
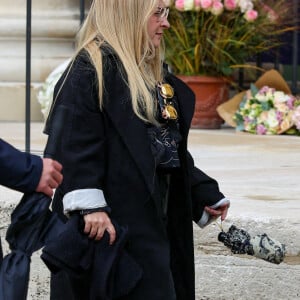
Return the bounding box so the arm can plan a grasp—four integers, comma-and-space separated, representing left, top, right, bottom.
176, 0, 195, 11
200, 0, 213, 11
224, 0, 237, 11
267, 11, 278, 22
261, 3, 279, 22
244, 9, 258, 22
211, 0, 224, 16
175, 0, 185, 11
194, 0, 201, 11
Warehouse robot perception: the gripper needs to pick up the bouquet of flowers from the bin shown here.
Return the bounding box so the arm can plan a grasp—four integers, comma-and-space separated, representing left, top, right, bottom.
234, 84, 300, 135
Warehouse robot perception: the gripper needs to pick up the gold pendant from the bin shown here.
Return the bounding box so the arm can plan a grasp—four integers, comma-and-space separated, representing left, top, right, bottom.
165, 104, 178, 120
160, 83, 174, 98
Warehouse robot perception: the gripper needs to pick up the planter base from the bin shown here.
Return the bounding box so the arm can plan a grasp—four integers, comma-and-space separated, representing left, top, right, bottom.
177, 75, 229, 129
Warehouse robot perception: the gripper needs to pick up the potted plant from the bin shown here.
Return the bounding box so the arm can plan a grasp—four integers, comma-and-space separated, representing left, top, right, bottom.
164, 0, 295, 129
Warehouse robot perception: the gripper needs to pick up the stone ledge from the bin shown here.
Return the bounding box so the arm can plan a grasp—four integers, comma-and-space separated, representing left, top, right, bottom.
0, 55, 73, 82
0, 82, 43, 121
0, 17, 79, 38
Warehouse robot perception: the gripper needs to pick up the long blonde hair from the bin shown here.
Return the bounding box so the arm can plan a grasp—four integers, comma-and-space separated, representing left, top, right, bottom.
75, 0, 164, 124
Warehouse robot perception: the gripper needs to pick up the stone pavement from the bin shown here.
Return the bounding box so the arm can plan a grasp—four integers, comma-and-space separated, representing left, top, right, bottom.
0, 122, 300, 300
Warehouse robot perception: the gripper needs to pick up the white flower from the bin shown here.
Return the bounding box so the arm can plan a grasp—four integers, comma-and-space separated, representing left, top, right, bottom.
238, 0, 254, 13
273, 91, 290, 103
37, 58, 71, 120
255, 93, 269, 102
266, 109, 279, 128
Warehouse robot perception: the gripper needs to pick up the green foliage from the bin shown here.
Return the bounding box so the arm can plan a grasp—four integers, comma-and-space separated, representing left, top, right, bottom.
164, 0, 296, 77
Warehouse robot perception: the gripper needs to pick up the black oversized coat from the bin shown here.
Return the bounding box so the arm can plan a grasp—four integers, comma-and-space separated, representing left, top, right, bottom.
46, 50, 225, 300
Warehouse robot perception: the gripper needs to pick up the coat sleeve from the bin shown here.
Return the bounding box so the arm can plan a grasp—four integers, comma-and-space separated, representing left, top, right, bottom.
45, 52, 108, 213
0, 139, 42, 193
186, 150, 226, 223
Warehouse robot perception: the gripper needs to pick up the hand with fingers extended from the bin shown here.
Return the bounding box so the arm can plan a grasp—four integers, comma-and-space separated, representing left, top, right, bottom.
83, 211, 116, 245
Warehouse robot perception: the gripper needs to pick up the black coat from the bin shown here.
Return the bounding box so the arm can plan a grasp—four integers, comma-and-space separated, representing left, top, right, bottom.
41, 214, 143, 300
46, 50, 225, 300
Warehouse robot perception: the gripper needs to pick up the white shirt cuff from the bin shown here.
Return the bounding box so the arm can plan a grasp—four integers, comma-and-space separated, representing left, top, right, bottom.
197, 198, 230, 228
63, 188, 107, 215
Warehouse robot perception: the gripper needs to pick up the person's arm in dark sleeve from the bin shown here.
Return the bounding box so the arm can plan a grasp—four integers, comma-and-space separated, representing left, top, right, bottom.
0, 139, 63, 196
0, 138, 42, 193
187, 151, 230, 227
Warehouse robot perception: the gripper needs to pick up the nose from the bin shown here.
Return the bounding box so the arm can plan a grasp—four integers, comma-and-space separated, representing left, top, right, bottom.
161, 18, 170, 29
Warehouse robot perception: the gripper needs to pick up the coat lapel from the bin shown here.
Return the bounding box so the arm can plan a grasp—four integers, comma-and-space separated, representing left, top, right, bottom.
103, 80, 156, 196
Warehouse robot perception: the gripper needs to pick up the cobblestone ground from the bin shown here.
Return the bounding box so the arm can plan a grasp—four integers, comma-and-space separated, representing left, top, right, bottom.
1, 198, 299, 300
1, 124, 299, 299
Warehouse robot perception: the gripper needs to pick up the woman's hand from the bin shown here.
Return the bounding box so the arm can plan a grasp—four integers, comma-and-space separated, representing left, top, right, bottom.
204, 203, 230, 222
83, 212, 116, 245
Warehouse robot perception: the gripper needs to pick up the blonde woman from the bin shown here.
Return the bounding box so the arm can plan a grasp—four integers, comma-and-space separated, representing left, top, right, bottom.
45, 1, 230, 299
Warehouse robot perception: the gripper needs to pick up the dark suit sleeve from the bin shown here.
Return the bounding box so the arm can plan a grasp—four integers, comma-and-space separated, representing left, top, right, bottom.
0, 139, 42, 193
187, 151, 225, 222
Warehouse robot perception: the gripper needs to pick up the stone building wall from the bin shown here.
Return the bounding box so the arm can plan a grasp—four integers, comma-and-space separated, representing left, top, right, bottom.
0, 0, 82, 121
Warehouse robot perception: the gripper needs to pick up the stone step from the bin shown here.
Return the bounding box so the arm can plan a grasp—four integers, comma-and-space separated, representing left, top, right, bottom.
0, 82, 42, 121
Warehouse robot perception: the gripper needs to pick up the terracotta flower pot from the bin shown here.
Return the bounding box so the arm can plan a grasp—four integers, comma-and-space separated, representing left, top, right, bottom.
177, 75, 229, 129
